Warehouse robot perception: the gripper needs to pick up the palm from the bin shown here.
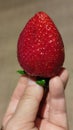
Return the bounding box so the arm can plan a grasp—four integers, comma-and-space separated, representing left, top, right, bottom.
35, 119, 64, 130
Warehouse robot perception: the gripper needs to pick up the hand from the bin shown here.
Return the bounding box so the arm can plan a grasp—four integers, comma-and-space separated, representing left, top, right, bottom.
2, 69, 69, 130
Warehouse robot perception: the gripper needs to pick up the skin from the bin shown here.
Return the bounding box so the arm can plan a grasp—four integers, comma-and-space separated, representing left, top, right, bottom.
2, 69, 69, 130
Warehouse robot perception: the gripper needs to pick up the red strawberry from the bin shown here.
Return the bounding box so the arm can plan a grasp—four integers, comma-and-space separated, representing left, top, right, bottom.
17, 12, 65, 78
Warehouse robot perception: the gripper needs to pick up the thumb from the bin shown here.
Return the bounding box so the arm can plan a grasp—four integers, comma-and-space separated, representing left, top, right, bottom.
10, 77, 44, 125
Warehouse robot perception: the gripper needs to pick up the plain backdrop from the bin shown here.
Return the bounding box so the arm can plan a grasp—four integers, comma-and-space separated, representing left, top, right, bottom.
0, 0, 73, 129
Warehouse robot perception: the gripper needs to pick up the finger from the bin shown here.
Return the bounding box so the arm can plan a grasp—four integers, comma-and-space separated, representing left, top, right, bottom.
48, 74, 68, 128
46, 68, 69, 103
36, 69, 69, 121
12, 75, 28, 100
3, 76, 28, 127
9, 77, 44, 129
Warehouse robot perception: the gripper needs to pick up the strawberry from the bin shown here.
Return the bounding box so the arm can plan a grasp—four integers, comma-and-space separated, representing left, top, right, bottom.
17, 12, 65, 78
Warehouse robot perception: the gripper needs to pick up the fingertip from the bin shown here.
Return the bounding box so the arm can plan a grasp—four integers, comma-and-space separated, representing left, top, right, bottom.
18, 75, 28, 84
26, 77, 44, 102
49, 76, 64, 98
12, 75, 29, 100
59, 68, 69, 87
18, 75, 44, 102
49, 76, 63, 90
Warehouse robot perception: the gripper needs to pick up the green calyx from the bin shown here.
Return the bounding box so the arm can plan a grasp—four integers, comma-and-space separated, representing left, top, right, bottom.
17, 70, 26, 75
36, 79, 46, 86
36, 77, 49, 88
17, 70, 49, 88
